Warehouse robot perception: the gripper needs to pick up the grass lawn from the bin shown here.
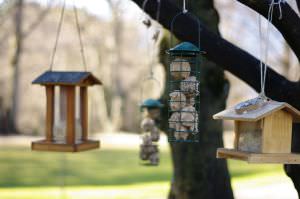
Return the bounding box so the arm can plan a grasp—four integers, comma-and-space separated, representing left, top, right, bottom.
0, 146, 286, 198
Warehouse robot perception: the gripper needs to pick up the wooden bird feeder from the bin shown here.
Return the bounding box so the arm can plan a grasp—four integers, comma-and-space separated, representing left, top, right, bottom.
32, 71, 102, 152
213, 101, 300, 164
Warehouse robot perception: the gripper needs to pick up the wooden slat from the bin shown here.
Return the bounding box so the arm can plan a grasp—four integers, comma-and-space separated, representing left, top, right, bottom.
59, 87, 67, 122
217, 148, 300, 164
65, 86, 75, 145
80, 87, 88, 141
262, 110, 292, 153
31, 139, 100, 152
233, 121, 240, 149
45, 86, 55, 142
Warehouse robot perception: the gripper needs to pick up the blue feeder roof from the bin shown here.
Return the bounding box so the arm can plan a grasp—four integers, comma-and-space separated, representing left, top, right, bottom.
168, 42, 200, 55
141, 99, 164, 109
32, 71, 102, 86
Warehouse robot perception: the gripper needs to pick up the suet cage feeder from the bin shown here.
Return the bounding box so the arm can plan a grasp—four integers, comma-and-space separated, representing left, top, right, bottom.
167, 42, 201, 143
140, 99, 163, 166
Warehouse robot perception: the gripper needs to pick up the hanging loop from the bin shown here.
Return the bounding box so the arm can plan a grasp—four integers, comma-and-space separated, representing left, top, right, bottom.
170, 11, 201, 49
142, 0, 161, 22
272, 0, 286, 19
140, 75, 161, 105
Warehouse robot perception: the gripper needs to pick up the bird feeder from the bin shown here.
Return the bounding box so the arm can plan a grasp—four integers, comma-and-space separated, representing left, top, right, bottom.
140, 99, 163, 166
31, 71, 102, 152
141, 98, 163, 120
167, 42, 200, 142
213, 100, 300, 164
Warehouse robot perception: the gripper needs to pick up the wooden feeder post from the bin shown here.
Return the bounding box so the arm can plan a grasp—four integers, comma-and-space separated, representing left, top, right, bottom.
32, 71, 102, 152
213, 101, 300, 164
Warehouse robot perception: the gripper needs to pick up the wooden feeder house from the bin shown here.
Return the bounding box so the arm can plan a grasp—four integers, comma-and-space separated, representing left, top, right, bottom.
32, 71, 102, 152
213, 101, 300, 164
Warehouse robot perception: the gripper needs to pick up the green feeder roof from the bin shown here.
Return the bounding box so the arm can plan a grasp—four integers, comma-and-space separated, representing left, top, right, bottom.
168, 42, 200, 55
141, 99, 164, 109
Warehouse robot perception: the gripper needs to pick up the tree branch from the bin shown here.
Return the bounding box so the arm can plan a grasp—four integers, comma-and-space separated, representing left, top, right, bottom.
131, 0, 300, 109
296, 0, 300, 13
237, 0, 300, 61
23, 4, 52, 39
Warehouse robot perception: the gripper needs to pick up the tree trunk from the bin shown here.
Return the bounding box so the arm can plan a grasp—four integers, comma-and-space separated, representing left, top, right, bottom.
158, 1, 234, 198
10, 0, 24, 134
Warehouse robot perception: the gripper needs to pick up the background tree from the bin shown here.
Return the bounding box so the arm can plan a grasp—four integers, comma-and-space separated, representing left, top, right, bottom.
131, 0, 300, 198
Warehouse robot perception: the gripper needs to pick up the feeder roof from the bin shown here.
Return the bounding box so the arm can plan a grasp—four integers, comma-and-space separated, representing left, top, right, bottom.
140, 99, 164, 109
32, 71, 102, 86
168, 42, 200, 55
213, 100, 300, 123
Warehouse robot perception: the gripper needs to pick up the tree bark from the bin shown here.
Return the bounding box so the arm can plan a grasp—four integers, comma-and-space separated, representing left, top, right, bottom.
10, 0, 24, 134
131, 0, 300, 197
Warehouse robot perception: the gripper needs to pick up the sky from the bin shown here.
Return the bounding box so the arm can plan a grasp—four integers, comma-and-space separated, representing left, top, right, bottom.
27, 0, 140, 20
1, 0, 140, 19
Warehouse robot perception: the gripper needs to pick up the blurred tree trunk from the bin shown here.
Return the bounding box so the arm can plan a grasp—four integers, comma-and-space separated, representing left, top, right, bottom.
8, 0, 24, 134
159, 0, 233, 198
106, 0, 125, 132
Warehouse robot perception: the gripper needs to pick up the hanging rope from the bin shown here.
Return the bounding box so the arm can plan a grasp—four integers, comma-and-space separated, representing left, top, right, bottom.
49, 0, 66, 71
49, 0, 87, 71
258, 0, 285, 97
73, 2, 87, 71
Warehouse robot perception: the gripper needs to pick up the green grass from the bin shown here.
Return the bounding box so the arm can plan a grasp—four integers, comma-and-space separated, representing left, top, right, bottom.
0, 146, 287, 198
0, 147, 172, 187
0, 146, 285, 187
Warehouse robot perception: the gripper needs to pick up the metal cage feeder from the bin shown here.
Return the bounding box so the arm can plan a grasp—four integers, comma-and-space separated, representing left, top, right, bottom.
167, 42, 201, 143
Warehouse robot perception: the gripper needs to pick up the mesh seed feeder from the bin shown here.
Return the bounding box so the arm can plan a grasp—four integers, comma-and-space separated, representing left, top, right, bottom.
167, 42, 201, 142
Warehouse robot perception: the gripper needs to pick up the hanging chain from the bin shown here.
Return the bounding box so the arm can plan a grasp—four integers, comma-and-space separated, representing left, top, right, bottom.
49, 0, 87, 71
258, 0, 285, 97
73, 2, 87, 71
49, 0, 66, 71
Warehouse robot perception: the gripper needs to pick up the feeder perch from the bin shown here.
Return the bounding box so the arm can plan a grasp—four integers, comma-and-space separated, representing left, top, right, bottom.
31, 71, 102, 152
213, 101, 300, 164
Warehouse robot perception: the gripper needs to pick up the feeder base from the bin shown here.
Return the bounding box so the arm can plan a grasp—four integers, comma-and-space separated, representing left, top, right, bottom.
31, 140, 100, 152
217, 148, 300, 164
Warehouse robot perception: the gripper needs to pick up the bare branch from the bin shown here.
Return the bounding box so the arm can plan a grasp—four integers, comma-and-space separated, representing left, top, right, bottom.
130, 0, 300, 109
237, 0, 300, 61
